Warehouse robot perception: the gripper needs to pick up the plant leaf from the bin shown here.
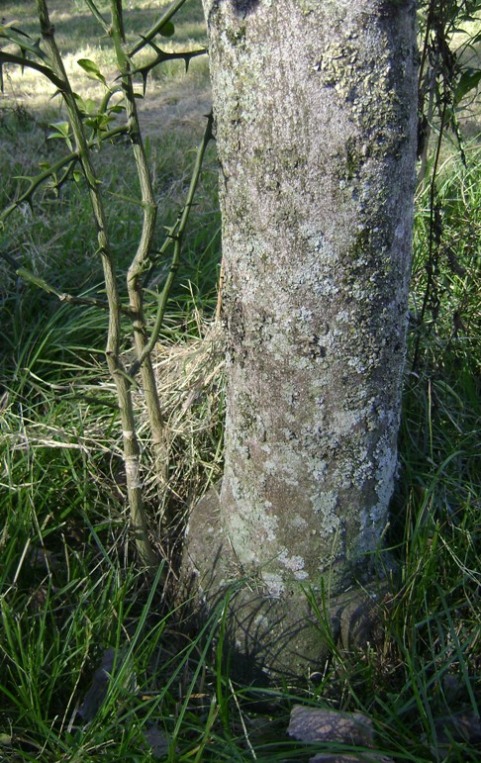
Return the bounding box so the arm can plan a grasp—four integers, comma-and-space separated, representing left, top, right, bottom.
454, 68, 481, 104
48, 120, 70, 138
77, 58, 106, 85
159, 21, 175, 37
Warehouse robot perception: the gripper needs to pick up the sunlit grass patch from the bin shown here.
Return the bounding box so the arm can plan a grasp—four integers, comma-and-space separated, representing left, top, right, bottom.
0, 0, 208, 103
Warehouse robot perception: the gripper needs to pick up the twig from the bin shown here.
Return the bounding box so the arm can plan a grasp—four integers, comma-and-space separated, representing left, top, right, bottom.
36, 0, 157, 568
128, 112, 213, 377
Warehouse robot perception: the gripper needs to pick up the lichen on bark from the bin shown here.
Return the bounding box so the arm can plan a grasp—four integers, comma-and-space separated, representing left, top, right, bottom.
182, 0, 418, 677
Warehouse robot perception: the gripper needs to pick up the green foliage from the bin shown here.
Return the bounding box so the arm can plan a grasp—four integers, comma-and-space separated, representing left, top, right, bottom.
0, 0, 480, 760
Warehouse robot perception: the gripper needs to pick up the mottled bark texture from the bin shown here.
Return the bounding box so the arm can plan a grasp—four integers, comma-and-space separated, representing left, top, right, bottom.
182, 0, 418, 678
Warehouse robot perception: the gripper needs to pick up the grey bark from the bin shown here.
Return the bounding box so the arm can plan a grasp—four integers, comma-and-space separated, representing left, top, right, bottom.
182, 0, 418, 678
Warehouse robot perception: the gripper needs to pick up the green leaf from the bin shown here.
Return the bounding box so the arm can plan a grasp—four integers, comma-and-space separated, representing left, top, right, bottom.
48, 120, 70, 139
85, 113, 113, 132
159, 21, 175, 37
454, 68, 481, 105
16, 268, 62, 296
77, 58, 106, 85
75, 94, 98, 115
47, 121, 72, 150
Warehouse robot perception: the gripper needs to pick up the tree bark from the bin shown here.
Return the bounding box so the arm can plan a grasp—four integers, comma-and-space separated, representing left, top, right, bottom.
182, 0, 418, 679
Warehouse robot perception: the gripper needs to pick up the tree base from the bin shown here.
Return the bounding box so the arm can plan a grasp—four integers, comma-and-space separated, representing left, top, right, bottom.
180, 489, 390, 682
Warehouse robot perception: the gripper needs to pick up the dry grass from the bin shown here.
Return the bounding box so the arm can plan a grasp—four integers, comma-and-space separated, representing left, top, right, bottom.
132, 317, 225, 537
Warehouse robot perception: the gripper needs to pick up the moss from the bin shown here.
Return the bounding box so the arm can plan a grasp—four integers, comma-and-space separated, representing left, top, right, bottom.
298, 0, 318, 15
344, 136, 364, 180
225, 24, 247, 45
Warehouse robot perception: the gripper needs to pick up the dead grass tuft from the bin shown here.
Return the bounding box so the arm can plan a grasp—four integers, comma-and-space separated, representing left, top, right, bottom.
135, 318, 225, 535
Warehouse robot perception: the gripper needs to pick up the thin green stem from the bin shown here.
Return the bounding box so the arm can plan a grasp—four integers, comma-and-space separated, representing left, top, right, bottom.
35, 0, 156, 568
128, 0, 189, 57
129, 112, 213, 378
110, 0, 170, 500
14, 267, 135, 316
83, 0, 111, 34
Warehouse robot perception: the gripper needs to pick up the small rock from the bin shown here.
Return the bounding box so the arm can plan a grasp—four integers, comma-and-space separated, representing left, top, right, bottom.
288, 705, 374, 746
434, 710, 481, 744
288, 705, 394, 763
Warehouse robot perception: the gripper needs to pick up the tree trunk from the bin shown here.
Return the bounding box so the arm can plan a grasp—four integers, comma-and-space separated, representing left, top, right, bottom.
182, 0, 418, 679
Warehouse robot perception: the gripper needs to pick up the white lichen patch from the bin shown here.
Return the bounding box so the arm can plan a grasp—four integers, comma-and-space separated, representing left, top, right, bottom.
353, 451, 374, 487
332, 406, 366, 436
263, 445, 301, 487
291, 514, 308, 530
224, 494, 281, 556
335, 309, 351, 324
312, 461, 328, 481
310, 490, 340, 537
347, 356, 367, 374
262, 573, 285, 599
278, 549, 306, 573
263, 510, 280, 543
297, 306, 313, 322
372, 435, 398, 520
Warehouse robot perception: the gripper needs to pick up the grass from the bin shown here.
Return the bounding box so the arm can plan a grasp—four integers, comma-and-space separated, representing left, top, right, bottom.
1, 1, 481, 761
1, 0, 207, 102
